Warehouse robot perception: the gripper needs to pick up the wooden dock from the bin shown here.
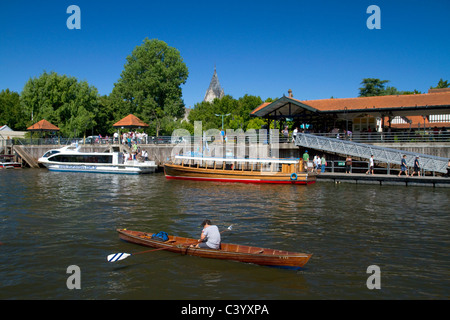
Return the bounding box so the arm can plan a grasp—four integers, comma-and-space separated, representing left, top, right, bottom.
317, 172, 450, 188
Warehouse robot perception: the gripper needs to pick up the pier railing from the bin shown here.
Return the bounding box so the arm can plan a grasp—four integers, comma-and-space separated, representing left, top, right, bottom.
6, 131, 450, 147
296, 133, 448, 174
281, 131, 450, 144
320, 160, 421, 176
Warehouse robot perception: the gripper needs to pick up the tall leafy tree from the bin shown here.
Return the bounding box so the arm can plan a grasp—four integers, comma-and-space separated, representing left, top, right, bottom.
20, 71, 99, 137
0, 89, 27, 130
111, 38, 189, 136
432, 78, 449, 89
359, 78, 422, 96
96, 94, 121, 135
188, 94, 266, 131
359, 78, 389, 97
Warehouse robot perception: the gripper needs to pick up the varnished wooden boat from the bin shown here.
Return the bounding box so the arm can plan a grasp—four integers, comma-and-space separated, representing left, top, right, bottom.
164, 155, 316, 185
117, 229, 312, 270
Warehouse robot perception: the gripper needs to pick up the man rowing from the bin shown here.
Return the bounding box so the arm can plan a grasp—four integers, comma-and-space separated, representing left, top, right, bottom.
191, 219, 221, 249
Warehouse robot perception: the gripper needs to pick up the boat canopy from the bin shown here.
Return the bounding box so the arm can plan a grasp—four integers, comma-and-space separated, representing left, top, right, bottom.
175, 155, 300, 164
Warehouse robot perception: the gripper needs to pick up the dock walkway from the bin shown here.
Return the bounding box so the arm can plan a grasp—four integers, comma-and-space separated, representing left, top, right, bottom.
296, 133, 448, 174
317, 172, 450, 188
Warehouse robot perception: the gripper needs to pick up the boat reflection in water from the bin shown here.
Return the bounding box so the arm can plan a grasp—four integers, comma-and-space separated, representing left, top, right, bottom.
38, 144, 157, 175
164, 154, 316, 184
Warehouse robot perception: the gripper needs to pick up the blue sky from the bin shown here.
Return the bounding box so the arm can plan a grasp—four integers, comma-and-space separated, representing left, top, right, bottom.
1, 0, 449, 108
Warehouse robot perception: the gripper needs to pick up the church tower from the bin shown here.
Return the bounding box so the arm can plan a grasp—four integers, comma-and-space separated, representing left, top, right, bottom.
204, 66, 225, 103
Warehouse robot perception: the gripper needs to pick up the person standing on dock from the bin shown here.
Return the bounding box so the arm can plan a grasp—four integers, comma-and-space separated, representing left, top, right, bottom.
345, 155, 352, 174
410, 156, 421, 177
366, 155, 374, 175
321, 154, 326, 173
313, 155, 320, 173
292, 127, 298, 143
303, 150, 310, 171
398, 155, 409, 177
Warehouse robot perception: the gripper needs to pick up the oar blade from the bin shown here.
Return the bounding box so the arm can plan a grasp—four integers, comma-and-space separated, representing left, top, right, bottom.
107, 252, 131, 262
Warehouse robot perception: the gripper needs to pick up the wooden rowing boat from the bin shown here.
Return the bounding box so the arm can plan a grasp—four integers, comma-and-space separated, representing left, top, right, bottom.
117, 229, 312, 270
164, 155, 316, 185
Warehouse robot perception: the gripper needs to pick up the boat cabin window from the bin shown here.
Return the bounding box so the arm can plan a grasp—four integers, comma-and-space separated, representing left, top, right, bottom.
49, 154, 113, 164
42, 150, 60, 158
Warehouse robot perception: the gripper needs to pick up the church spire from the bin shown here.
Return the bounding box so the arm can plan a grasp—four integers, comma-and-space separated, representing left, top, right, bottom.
204, 66, 225, 103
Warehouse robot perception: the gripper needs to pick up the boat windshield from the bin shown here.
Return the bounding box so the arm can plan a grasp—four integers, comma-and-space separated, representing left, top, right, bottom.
42, 150, 60, 158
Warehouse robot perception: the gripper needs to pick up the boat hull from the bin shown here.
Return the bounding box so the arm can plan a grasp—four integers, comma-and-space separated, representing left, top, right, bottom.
38, 145, 157, 175
41, 162, 156, 174
0, 155, 22, 169
164, 163, 315, 185
117, 229, 312, 270
0, 163, 22, 169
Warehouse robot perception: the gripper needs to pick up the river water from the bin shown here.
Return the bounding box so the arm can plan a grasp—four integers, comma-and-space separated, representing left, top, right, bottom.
0, 169, 448, 300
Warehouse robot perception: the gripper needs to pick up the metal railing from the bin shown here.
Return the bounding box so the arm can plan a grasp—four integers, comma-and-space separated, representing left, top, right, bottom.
296, 133, 448, 174
4, 130, 450, 147
318, 160, 423, 176
284, 131, 450, 144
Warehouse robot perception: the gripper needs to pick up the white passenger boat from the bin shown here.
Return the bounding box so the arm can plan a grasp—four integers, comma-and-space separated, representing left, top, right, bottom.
38, 144, 157, 174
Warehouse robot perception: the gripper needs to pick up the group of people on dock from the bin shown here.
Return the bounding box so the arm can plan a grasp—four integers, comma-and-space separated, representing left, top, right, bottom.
123, 145, 149, 163
116, 131, 149, 146
397, 155, 421, 177
303, 150, 327, 173
304, 152, 447, 177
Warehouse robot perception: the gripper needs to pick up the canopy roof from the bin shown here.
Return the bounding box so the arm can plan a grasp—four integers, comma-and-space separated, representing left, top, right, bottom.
113, 114, 149, 128
27, 119, 60, 131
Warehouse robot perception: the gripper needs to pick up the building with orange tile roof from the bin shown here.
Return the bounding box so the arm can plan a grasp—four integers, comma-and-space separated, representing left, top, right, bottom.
250, 88, 450, 132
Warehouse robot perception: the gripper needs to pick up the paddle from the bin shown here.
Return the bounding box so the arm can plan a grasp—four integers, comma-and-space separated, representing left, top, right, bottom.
107, 240, 176, 262
107, 225, 233, 262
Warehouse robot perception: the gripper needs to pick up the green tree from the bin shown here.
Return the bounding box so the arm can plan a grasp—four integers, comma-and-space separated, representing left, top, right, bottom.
0, 89, 27, 130
359, 78, 389, 97
383, 86, 400, 96
20, 71, 99, 137
400, 89, 422, 95
188, 101, 220, 131
432, 78, 449, 89
359, 78, 422, 96
187, 94, 265, 131
96, 94, 121, 135
111, 38, 189, 136
236, 94, 263, 127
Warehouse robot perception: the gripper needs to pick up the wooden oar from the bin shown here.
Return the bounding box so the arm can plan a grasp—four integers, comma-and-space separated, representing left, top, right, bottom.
222, 225, 233, 233
107, 240, 176, 262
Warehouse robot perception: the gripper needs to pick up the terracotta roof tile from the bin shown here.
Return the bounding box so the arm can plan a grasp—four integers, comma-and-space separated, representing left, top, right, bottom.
302, 92, 450, 111
251, 92, 450, 115
113, 114, 149, 127
251, 102, 271, 114
27, 119, 60, 131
